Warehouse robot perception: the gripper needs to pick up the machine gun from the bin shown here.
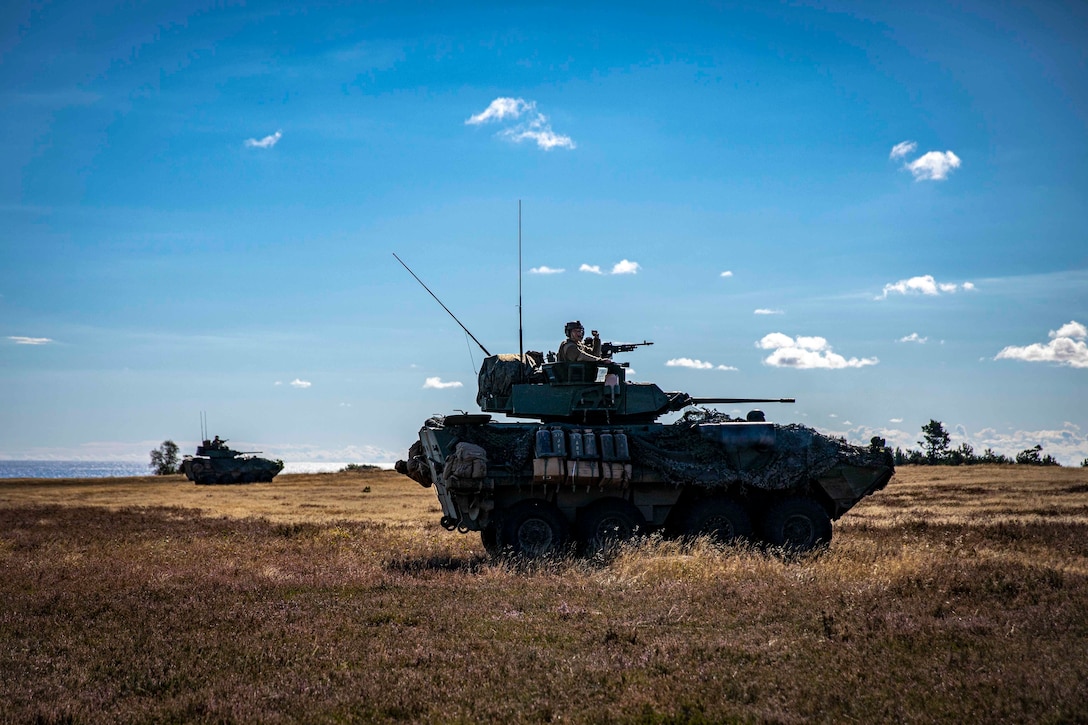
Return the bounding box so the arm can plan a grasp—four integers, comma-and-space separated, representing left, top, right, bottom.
601, 340, 654, 356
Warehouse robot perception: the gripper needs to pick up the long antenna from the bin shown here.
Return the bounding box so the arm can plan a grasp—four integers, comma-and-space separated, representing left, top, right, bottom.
518, 200, 524, 362
393, 252, 492, 356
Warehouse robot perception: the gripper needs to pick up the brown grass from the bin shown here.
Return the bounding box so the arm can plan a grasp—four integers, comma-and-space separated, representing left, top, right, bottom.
1, 465, 1086, 723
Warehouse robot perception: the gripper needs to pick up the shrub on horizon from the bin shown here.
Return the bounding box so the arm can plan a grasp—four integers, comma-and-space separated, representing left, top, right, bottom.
340, 463, 381, 473
149, 440, 180, 475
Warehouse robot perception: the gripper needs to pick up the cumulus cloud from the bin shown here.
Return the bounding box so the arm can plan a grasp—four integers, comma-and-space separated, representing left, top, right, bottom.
502, 127, 576, 150
906, 150, 961, 181
466, 98, 532, 125
757, 333, 878, 369
529, 265, 565, 274
995, 320, 1088, 368
466, 97, 574, 151
611, 259, 640, 275
666, 358, 712, 370
720, 270, 733, 278
890, 141, 961, 181
666, 358, 737, 371
290, 378, 312, 388
423, 377, 463, 389
579, 264, 602, 274
898, 333, 928, 344
889, 140, 917, 160
890, 418, 903, 423
7, 336, 53, 345
754, 309, 783, 316
244, 130, 282, 149
878, 274, 974, 299
972, 422, 1088, 466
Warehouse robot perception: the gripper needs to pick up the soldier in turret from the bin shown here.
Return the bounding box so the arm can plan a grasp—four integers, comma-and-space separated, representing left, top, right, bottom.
558, 320, 611, 363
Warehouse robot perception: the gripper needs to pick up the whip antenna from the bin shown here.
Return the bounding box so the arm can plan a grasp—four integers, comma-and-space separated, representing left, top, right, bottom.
393, 252, 491, 356
518, 200, 524, 362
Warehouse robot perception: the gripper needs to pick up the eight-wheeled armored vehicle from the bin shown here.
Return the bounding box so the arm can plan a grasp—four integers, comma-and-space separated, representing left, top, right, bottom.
397, 349, 894, 557
180, 438, 284, 485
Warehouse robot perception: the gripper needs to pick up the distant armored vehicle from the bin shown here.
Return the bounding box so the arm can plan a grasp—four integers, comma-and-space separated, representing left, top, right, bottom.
180, 437, 284, 485
397, 351, 893, 557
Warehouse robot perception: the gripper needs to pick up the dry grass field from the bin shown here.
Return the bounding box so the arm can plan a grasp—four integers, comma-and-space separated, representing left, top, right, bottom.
1, 465, 1086, 723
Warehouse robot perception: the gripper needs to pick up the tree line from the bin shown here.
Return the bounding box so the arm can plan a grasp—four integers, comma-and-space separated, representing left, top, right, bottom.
893, 419, 1084, 467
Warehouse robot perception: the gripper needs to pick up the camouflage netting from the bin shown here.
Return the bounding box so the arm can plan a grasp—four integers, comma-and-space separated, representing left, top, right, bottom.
420, 409, 889, 495
476, 355, 528, 408
630, 421, 828, 491
634, 409, 891, 491
426, 416, 536, 473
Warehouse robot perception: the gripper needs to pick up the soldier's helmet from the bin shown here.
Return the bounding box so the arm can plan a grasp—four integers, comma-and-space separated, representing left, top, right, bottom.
564, 320, 584, 337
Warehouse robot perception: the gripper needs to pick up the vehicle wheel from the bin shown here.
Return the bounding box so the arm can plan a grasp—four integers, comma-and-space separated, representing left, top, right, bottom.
241, 472, 256, 483
498, 500, 570, 558
480, 524, 501, 557
680, 497, 753, 544
577, 498, 645, 553
761, 497, 832, 551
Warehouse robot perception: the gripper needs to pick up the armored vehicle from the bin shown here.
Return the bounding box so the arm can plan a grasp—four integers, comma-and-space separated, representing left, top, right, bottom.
397, 349, 894, 557
180, 438, 284, 485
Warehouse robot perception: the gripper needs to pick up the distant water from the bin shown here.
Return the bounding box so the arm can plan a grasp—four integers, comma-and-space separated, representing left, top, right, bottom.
0, 460, 394, 479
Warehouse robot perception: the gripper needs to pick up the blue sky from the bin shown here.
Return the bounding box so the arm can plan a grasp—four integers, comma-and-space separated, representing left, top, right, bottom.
2, 1, 1086, 465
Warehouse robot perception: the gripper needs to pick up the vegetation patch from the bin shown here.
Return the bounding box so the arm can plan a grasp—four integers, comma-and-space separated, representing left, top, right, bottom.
0, 467, 1086, 722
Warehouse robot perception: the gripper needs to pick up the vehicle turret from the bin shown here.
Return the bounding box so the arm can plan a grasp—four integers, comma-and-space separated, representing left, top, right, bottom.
476, 353, 794, 424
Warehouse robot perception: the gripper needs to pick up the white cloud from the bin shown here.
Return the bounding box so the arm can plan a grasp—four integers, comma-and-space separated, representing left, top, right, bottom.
465, 97, 532, 125
757, 333, 878, 369
244, 130, 282, 149
274, 381, 283, 386
754, 309, 783, 316
290, 378, 312, 388
7, 336, 53, 345
878, 274, 974, 299
611, 259, 640, 275
971, 422, 1088, 466
716, 365, 739, 371
666, 358, 737, 371
467, 97, 575, 151
423, 377, 463, 389
1053, 321, 1088, 339
502, 126, 575, 150
889, 140, 917, 160
720, 270, 733, 278
579, 264, 602, 274
905, 150, 961, 181
666, 358, 713, 369
898, 333, 928, 344
529, 265, 565, 274
995, 320, 1088, 368
890, 418, 903, 423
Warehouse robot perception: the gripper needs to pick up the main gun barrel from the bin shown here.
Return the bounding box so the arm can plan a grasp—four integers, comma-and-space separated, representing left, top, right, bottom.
689, 398, 796, 405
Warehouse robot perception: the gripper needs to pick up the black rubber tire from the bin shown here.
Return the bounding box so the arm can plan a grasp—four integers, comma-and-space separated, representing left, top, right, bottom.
480, 524, 501, 557
577, 498, 645, 553
497, 500, 570, 557
680, 497, 753, 544
761, 497, 832, 551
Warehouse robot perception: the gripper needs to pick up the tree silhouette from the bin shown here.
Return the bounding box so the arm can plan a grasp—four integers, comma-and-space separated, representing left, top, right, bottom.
149, 440, 180, 475
918, 420, 951, 463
